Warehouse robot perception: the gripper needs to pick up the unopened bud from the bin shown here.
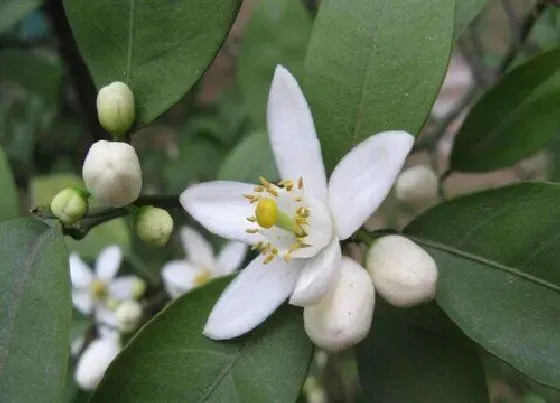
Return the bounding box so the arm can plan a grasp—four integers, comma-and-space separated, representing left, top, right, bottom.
304, 257, 374, 352
132, 277, 147, 299
97, 81, 135, 136
136, 206, 174, 247
366, 235, 437, 307
50, 188, 88, 224
115, 300, 143, 333
82, 140, 142, 207
395, 165, 438, 206
74, 337, 120, 390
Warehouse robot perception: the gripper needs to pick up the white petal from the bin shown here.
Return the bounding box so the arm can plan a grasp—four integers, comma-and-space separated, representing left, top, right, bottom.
180, 227, 215, 268
215, 241, 247, 276
108, 276, 141, 301
328, 131, 414, 240
180, 181, 266, 244
289, 238, 342, 306
72, 290, 93, 315
304, 257, 375, 352
203, 257, 302, 340
95, 245, 122, 280
161, 260, 201, 298
70, 252, 93, 288
74, 337, 120, 390
95, 305, 119, 328
267, 65, 328, 202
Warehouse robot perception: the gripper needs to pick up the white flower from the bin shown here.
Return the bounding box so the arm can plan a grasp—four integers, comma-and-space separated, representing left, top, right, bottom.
304, 257, 374, 352
82, 140, 142, 207
366, 235, 437, 307
180, 65, 414, 340
97, 81, 135, 135
395, 165, 438, 206
161, 227, 247, 298
70, 245, 144, 318
74, 336, 120, 390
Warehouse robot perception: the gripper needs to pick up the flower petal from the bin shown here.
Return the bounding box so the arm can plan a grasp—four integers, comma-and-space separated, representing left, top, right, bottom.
74, 337, 120, 390
95, 245, 122, 280
95, 305, 118, 328
328, 131, 414, 240
203, 257, 302, 340
108, 275, 141, 301
70, 252, 93, 288
180, 181, 266, 244
180, 227, 215, 268
72, 290, 93, 315
215, 241, 247, 276
161, 260, 201, 298
267, 65, 328, 202
289, 238, 341, 306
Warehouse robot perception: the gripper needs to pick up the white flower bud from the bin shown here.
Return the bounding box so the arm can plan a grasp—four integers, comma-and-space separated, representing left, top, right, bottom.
115, 300, 143, 333
97, 81, 135, 136
308, 388, 327, 403
136, 206, 174, 247
74, 337, 120, 390
395, 165, 438, 206
82, 140, 142, 207
304, 257, 374, 353
50, 188, 88, 224
366, 235, 437, 307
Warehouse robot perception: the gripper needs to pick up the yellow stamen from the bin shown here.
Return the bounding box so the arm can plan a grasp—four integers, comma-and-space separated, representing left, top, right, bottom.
246, 228, 259, 233
194, 270, 212, 287
255, 198, 278, 229
90, 279, 107, 299
254, 185, 265, 192
298, 177, 304, 189
259, 176, 270, 186
247, 216, 256, 222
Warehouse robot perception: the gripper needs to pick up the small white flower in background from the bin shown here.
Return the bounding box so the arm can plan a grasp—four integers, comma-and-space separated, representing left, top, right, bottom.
181, 65, 414, 342
366, 235, 437, 307
97, 81, 135, 136
70, 245, 145, 319
304, 257, 374, 352
395, 165, 438, 207
82, 140, 142, 207
161, 227, 247, 298
74, 335, 120, 390
50, 188, 89, 225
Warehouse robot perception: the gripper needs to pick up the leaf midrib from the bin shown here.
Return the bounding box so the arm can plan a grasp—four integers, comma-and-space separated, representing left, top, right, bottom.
125, 0, 136, 82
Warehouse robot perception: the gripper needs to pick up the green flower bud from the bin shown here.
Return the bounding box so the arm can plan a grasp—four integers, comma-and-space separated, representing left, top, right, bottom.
115, 300, 143, 333
136, 206, 174, 247
50, 188, 88, 225
97, 81, 135, 136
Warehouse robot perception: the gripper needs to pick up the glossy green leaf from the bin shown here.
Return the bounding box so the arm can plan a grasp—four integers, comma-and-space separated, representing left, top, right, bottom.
454, 0, 489, 39
0, 0, 41, 34
218, 129, 278, 183
63, 0, 241, 124
358, 302, 489, 402
0, 146, 18, 221
30, 174, 130, 258
304, 0, 454, 171
91, 277, 312, 402
405, 182, 560, 390
0, 218, 70, 402
451, 47, 560, 173
237, 0, 312, 124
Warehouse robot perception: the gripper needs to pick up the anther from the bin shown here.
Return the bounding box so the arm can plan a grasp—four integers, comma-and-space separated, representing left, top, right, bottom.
254, 185, 265, 192
247, 216, 257, 222
246, 228, 259, 233
298, 177, 304, 189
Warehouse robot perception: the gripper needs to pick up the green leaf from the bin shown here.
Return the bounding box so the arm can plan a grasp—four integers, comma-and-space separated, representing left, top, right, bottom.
30, 174, 130, 259
0, 218, 70, 402
405, 182, 560, 390
63, 0, 241, 124
454, 0, 488, 39
303, 0, 454, 171
0, 146, 18, 221
91, 277, 312, 402
451, 47, 560, 173
237, 0, 312, 124
0, 0, 41, 34
357, 302, 489, 402
218, 129, 278, 183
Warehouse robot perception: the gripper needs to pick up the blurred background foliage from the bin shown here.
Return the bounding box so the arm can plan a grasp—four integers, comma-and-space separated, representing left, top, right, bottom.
1, 0, 560, 402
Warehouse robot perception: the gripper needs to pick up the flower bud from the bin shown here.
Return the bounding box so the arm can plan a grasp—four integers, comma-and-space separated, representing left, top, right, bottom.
366, 235, 437, 307
115, 300, 143, 333
50, 188, 88, 225
74, 337, 120, 390
395, 165, 438, 206
97, 81, 135, 136
304, 257, 374, 352
82, 140, 142, 207
132, 277, 147, 299
136, 206, 174, 247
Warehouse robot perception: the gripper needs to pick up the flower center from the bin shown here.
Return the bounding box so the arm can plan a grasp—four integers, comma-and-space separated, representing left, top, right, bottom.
90, 279, 107, 300
194, 269, 212, 287
244, 176, 311, 264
